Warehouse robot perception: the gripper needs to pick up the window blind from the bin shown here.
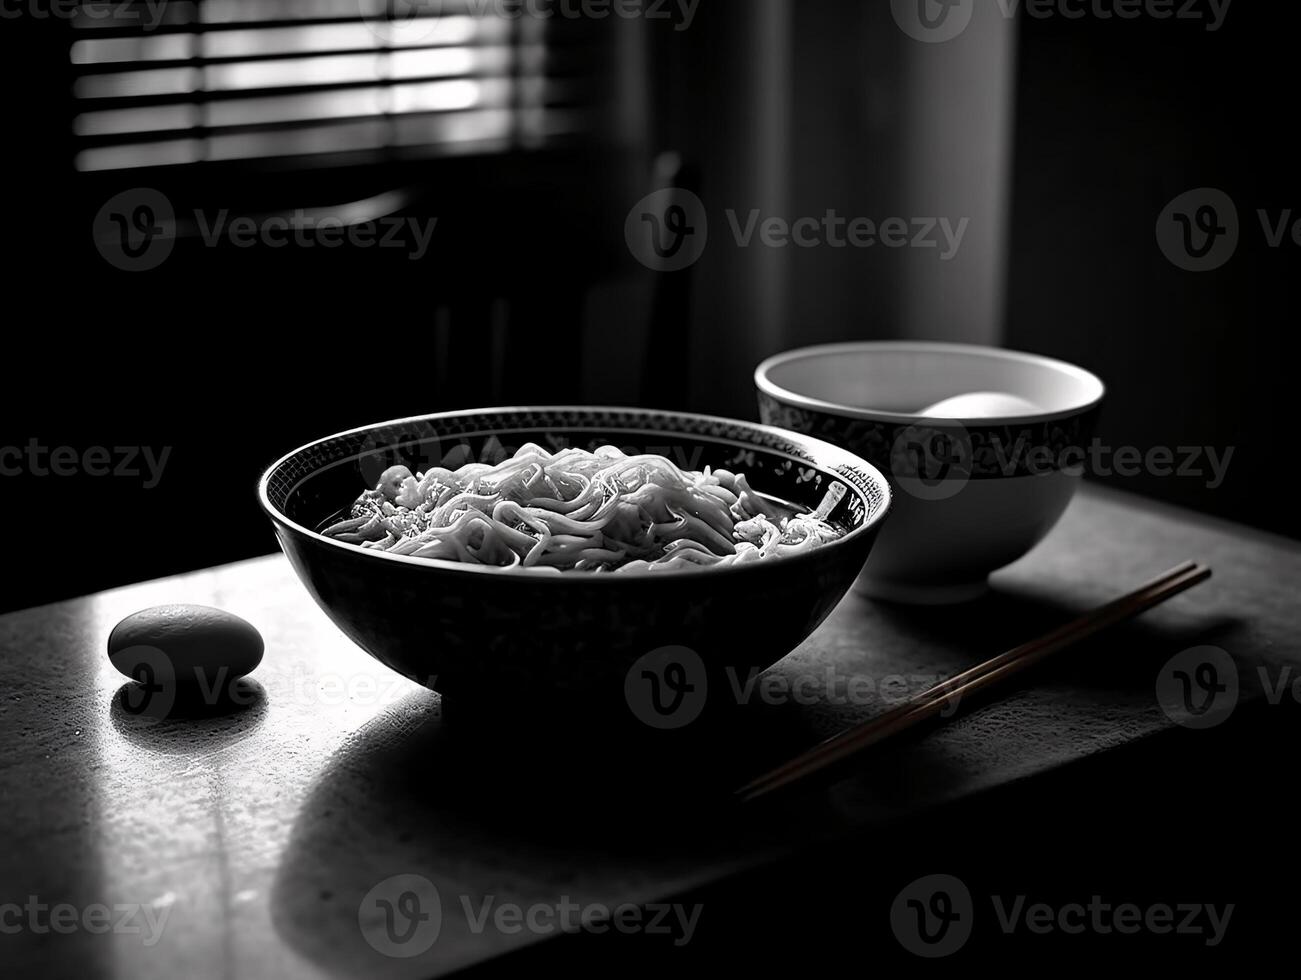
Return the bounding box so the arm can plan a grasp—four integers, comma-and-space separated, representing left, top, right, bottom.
70, 0, 594, 171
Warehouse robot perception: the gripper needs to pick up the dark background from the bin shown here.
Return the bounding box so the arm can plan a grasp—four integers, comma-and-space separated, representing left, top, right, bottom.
1, 1, 1295, 613
0, 2, 1297, 971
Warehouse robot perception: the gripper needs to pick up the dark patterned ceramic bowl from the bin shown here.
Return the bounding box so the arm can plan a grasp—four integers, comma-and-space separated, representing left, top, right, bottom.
757, 343, 1105, 604
258, 408, 891, 718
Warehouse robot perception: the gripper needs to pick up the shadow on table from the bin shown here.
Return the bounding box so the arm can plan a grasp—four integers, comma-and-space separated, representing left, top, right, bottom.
870, 582, 1244, 704
267, 582, 1240, 977
109, 678, 268, 752
266, 684, 858, 977
797, 585, 1247, 819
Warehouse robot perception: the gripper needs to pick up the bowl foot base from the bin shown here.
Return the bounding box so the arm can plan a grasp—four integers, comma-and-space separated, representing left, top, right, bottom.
854, 576, 990, 606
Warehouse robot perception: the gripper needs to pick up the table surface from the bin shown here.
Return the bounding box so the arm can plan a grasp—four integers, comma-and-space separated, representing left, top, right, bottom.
2, 485, 1297, 978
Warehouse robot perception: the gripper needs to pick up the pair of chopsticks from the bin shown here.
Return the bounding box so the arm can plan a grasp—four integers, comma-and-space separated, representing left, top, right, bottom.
737, 560, 1212, 803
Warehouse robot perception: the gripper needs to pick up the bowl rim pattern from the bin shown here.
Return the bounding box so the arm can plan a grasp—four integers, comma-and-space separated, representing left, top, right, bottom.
257, 405, 893, 584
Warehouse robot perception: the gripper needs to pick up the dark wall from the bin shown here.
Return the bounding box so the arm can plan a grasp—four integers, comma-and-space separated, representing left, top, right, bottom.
3, 4, 1296, 614
1005, 3, 1300, 539
0, 15, 640, 613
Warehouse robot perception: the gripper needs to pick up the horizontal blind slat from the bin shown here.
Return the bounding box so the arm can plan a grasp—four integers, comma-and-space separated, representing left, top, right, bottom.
69, 0, 598, 172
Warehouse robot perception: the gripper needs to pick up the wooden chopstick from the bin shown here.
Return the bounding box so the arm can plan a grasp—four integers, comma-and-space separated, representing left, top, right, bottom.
736, 561, 1212, 803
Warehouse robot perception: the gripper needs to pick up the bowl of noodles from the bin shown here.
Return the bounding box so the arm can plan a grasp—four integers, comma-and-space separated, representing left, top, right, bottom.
258, 408, 891, 718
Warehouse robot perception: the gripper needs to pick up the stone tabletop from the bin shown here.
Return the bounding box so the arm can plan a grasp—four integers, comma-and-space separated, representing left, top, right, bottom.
2, 485, 1297, 978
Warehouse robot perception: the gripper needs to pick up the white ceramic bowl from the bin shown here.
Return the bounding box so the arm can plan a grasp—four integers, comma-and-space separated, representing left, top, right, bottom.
756, 342, 1106, 603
